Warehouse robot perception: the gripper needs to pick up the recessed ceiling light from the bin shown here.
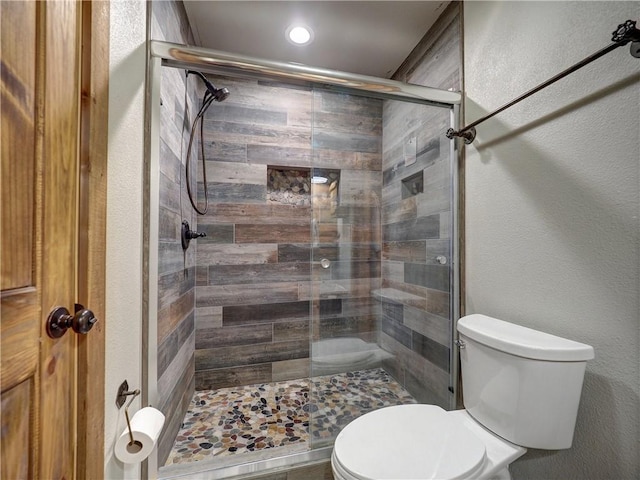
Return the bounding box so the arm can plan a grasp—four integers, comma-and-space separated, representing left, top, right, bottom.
286, 24, 313, 46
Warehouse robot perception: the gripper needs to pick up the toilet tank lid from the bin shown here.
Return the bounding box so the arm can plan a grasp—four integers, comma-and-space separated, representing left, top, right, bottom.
458, 314, 595, 361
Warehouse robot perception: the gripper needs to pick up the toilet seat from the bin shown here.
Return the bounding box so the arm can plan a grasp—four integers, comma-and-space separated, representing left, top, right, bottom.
332, 404, 488, 480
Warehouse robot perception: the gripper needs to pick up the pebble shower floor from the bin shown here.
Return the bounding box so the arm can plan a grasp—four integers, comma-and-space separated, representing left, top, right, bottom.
165, 368, 415, 465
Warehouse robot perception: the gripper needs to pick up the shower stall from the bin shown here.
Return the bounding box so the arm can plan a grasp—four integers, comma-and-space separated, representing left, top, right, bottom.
146, 42, 461, 479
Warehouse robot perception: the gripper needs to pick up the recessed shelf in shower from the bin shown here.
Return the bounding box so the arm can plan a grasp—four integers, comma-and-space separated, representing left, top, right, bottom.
401, 171, 424, 199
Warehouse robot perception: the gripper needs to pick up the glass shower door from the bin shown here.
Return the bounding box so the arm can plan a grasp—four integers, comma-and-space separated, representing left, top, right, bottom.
308, 89, 456, 448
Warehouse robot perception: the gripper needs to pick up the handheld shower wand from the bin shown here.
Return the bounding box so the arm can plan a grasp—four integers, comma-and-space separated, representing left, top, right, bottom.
183, 71, 230, 215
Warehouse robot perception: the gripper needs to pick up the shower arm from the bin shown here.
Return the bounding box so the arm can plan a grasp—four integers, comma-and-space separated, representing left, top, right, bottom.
447, 19, 640, 144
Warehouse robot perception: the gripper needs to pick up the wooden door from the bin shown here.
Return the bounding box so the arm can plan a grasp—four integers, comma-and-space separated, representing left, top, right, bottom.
1, 1, 108, 478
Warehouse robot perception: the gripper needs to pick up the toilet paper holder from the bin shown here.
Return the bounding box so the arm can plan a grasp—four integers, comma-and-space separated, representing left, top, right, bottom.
116, 380, 142, 449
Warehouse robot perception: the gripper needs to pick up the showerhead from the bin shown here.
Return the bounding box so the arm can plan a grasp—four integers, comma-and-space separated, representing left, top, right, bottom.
187, 70, 230, 102
213, 86, 230, 102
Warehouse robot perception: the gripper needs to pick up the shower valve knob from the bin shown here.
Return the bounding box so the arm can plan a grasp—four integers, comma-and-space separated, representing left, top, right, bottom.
181, 221, 206, 250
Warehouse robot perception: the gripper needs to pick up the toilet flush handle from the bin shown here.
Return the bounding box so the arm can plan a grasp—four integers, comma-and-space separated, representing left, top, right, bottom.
455, 338, 466, 349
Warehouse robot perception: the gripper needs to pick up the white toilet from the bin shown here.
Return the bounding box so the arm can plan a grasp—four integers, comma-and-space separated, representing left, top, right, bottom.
331, 314, 595, 480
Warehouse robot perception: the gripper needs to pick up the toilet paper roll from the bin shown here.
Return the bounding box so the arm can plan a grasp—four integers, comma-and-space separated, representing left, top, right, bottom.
115, 407, 165, 464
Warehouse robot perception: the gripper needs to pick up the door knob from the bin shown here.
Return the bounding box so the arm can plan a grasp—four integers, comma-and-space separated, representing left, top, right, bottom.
46, 304, 98, 338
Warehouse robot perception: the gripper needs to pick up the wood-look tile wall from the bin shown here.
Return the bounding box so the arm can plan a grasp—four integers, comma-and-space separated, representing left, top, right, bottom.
379, 2, 462, 409
151, 0, 199, 465
194, 76, 383, 390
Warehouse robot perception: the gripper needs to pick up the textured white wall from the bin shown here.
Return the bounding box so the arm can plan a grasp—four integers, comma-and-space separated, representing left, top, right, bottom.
463, 2, 639, 478
105, 1, 147, 478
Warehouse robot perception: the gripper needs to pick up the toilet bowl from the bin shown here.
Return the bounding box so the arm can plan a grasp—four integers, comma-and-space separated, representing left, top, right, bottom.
331, 314, 594, 480
331, 405, 526, 480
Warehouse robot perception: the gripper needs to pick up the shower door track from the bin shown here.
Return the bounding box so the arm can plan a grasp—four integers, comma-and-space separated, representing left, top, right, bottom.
149, 40, 461, 106
158, 446, 333, 480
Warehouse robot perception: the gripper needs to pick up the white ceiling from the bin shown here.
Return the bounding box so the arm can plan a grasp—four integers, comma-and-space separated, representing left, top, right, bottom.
183, 1, 450, 79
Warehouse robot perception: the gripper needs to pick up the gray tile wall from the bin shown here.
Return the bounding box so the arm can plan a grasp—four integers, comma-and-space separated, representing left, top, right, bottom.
378, 2, 462, 408
151, 0, 199, 465
194, 76, 383, 389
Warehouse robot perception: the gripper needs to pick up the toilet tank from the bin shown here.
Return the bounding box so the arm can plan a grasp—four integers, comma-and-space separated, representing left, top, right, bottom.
457, 314, 594, 450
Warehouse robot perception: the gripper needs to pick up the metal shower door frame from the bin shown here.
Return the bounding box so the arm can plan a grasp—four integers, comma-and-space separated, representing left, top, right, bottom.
144, 41, 463, 479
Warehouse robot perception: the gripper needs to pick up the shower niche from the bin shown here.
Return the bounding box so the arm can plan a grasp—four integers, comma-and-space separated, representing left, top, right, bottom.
401, 171, 424, 199
267, 167, 312, 206
266, 167, 341, 210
